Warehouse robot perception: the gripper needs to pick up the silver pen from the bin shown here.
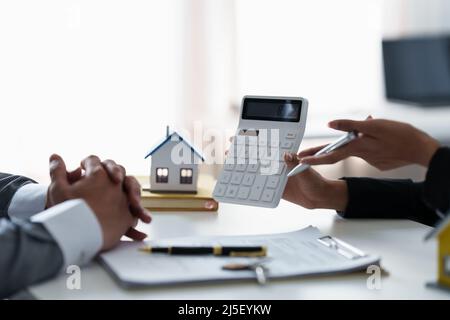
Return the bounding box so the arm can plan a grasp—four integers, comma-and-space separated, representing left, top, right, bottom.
287, 131, 358, 177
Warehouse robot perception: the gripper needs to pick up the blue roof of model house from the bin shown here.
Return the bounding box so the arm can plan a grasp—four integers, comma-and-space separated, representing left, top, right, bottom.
145, 130, 205, 162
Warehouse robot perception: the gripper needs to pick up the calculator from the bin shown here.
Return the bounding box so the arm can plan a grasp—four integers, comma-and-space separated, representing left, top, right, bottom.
213, 95, 308, 208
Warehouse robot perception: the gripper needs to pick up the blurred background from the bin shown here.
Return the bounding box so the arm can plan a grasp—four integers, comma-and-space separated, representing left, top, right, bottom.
1, 0, 450, 183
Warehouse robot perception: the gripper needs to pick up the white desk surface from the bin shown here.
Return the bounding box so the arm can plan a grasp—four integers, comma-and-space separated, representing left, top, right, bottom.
30, 200, 450, 300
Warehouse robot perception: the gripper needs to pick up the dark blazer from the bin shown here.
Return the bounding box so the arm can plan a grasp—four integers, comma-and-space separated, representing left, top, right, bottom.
0, 173, 63, 298
340, 147, 450, 226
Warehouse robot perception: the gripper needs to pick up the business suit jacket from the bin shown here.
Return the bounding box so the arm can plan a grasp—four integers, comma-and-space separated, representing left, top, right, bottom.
340, 147, 450, 226
0, 173, 63, 298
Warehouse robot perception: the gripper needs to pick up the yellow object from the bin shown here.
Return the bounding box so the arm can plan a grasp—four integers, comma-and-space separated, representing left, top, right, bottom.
425, 214, 450, 288
213, 246, 222, 255
134, 174, 218, 212
229, 247, 268, 257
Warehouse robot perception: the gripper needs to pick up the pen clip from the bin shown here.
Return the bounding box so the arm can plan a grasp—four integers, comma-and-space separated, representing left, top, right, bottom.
317, 236, 366, 260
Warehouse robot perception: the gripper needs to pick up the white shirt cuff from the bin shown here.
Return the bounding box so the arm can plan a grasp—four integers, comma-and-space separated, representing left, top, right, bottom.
31, 199, 103, 268
8, 183, 48, 220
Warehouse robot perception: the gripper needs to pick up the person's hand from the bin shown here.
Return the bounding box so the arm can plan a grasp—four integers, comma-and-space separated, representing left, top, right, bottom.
97, 159, 152, 236
47, 157, 152, 241
298, 117, 440, 170
282, 153, 348, 211
47, 154, 146, 250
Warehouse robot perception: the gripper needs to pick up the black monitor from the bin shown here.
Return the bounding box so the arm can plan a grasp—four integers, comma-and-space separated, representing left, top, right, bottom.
382, 35, 450, 106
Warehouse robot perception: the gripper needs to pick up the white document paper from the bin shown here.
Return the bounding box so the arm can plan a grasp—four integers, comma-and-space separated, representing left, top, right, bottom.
99, 226, 380, 287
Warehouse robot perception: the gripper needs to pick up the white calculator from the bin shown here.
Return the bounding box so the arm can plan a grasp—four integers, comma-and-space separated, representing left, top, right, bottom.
213, 95, 308, 208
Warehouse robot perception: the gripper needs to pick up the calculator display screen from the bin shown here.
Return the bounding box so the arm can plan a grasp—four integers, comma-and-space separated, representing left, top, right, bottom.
242, 98, 302, 122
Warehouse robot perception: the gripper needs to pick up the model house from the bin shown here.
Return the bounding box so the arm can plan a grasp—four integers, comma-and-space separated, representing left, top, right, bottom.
145, 126, 204, 193
425, 213, 450, 290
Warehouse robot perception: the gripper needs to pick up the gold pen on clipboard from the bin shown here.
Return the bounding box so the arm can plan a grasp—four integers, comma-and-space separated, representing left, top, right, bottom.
139, 245, 267, 257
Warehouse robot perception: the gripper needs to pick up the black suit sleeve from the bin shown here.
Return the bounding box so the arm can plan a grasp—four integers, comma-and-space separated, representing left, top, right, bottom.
340, 147, 450, 226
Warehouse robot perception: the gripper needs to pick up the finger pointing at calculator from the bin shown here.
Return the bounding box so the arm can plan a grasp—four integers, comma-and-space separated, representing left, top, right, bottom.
297, 117, 440, 171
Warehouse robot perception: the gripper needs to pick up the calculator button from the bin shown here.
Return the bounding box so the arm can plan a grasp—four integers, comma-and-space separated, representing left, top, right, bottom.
261, 189, 275, 202
258, 137, 268, 146
247, 163, 259, 173
247, 146, 258, 160
248, 136, 258, 145
269, 139, 280, 147
219, 171, 232, 183
235, 157, 247, 165
225, 185, 238, 198
225, 155, 236, 164
266, 176, 280, 189
223, 163, 235, 171
236, 155, 246, 164
237, 187, 250, 199
273, 162, 286, 175
259, 161, 274, 175
214, 184, 227, 197
236, 145, 246, 158
241, 147, 250, 159
259, 158, 271, 167
260, 161, 285, 175
259, 147, 279, 162
242, 174, 256, 186
285, 132, 296, 139
230, 172, 244, 185
272, 146, 283, 157
281, 141, 293, 149
227, 144, 237, 158
249, 176, 267, 201
235, 164, 247, 172
235, 136, 246, 145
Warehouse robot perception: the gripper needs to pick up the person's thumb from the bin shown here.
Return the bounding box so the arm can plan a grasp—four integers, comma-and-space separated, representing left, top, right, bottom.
283, 152, 299, 169
49, 154, 69, 188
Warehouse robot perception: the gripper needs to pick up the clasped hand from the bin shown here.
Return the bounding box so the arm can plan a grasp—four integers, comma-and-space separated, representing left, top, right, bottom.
46, 154, 151, 251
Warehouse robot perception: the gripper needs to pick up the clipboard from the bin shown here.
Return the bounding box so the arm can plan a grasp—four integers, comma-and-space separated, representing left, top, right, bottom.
99, 226, 381, 288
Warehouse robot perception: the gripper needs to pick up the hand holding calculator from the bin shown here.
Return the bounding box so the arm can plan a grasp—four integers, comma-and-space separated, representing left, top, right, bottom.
213, 96, 308, 208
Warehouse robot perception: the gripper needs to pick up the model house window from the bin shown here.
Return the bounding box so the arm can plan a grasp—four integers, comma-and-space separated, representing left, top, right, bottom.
180, 168, 193, 184
156, 167, 169, 183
